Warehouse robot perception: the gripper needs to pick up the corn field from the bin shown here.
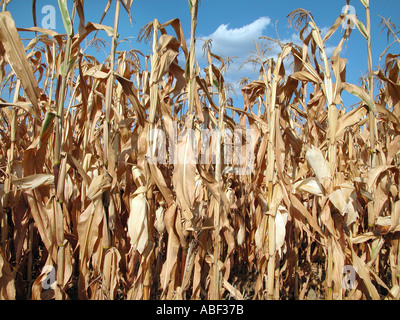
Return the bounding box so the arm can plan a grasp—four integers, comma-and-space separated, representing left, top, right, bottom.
0, 0, 399, 300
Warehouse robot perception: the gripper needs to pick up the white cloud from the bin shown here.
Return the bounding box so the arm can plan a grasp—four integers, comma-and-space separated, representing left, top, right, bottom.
192, 18, 336, 102
201, 16, 271, 57
194, 17, 271, 96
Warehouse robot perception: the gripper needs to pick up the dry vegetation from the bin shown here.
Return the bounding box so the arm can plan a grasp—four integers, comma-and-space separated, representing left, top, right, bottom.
0, 0, 400, 300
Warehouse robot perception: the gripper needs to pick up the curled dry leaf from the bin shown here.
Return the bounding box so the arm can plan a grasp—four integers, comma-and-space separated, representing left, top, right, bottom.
86, 173, 111, 201
255, 215, 268, 252
305, 145, 331, 186
328, 183, 355, 214
102, 247, 122, 300
293, 177, 324, 196
172, 129, 197, 221
0, 12, 40, 118
0, 248, 15, 300
12, 174, 54, 191
1, 1, 399, 301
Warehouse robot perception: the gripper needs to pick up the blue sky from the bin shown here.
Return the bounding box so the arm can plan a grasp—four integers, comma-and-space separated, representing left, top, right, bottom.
5, 0, 400, 109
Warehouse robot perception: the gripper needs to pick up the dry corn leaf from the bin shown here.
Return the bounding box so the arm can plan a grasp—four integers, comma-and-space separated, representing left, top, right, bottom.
351, 232, 377, 244
148, 163, 174, 206
0, 12, 40, 119
102, 247, 121, 299
305, 145, 331, 184
57, 239, 73, 289
322, 15, 345, 43
0, 1, 399, 301
160, 204, 180, 293
390, 200, 400, 231
289, 192, 324, 237
342, 82, 376, 112
17, 26, 62, 44
31, 255, 63, 300
0, 101, 39, 119
294, 177, 324, 196
76, 202, 102, 267
196, 164, 230, 211
0, 248, 15, 300
84, 66, 109, 79
75, 0, 86, 35
73, 22, 114, 49
367, 165, 395, 191
328, 183, 355, 214
345, 191, 360, 226
223, 278, 244, 300
172, 130, 197, 210
86, 173, 111, 201
335, 105, 368, 138
12, 174, 54, 191
255, 215, 268, 251
350, 250, 380, 300
24, 189, 57, 260
290, 70, 321, 84
115, 74, 146, 127
241, 80, 266, 108
151, 34, 180, 83
65, 154, 91, 186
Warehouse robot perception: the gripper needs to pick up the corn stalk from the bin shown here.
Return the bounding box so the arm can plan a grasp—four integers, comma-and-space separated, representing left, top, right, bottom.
104, 0, 120, 168
187, 0, 198, 117
53, 0, 77, 297
265, 44, 291, 300
359, 0, 377, 229
0, 0, 399, 301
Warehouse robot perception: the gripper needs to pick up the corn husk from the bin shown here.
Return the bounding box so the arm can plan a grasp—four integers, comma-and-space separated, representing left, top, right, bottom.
128, 192, 150, 254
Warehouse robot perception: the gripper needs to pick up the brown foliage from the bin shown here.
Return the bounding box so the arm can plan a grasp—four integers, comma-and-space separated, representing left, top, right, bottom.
0, 1, 399, 300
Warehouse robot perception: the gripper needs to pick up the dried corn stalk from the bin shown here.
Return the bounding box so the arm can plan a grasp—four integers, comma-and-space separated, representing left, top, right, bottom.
0, 0, 398, 301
